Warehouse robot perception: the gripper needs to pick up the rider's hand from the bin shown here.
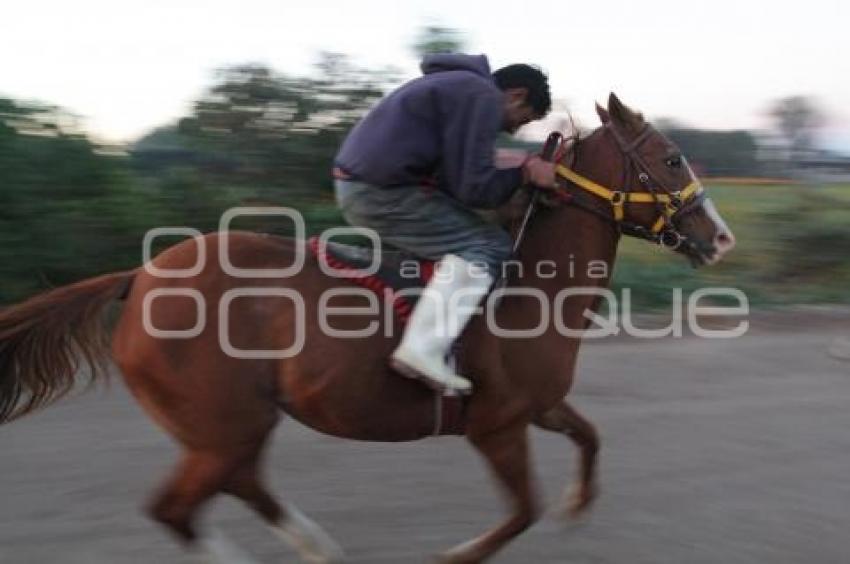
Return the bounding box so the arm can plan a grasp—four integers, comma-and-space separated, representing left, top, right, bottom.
522, 156, 557, 190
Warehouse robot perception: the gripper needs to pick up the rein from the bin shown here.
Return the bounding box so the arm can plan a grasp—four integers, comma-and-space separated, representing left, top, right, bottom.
511, 131, 563, 254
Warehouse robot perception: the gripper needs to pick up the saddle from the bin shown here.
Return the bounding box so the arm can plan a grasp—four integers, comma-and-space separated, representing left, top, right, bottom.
307, 236, 437, 323
307, 236, 466, 435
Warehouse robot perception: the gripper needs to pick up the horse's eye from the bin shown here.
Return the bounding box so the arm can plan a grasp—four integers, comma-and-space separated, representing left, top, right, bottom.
665, 156, 682, 168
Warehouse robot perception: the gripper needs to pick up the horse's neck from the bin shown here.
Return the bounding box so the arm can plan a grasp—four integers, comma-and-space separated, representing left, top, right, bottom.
474, 129, 626, 403
487, 205, 618, 401
513, 203, 619, 297
512, 127, 623, 296
492, 131, 622, 393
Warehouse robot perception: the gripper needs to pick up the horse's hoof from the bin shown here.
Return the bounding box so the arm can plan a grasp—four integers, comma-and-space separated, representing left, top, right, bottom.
569, 494, 596, 518
434, 554, 481, 564
271, 505, 345, 564
193, 529, 263, 564
434, 540, 484, 564
555, 483, 598, 521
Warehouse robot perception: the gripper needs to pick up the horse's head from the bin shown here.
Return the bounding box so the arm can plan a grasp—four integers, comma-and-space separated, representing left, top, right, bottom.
557, 93, 735, 266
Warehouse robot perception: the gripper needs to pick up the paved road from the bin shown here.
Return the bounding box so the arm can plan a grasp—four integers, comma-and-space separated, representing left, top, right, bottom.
1, 328, 849, 563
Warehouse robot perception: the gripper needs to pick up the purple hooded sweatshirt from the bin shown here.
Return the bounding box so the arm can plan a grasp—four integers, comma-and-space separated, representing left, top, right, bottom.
334, 54, 523, 209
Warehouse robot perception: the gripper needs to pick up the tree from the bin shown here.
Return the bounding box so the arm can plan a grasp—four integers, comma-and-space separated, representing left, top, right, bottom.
146, 54, 393, 197
411, 25, 468, 58
130, 54, 396, 234
769, 96, 824, 160
0, 98, 158, 302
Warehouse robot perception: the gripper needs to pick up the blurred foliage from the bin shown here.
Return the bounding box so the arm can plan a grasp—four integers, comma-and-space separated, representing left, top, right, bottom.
767, 192, 850, 281
0, 98, 164, 301
133, 53, 394, 234
659, 126, 760, 177
0, 54, 391, 303
1, 51, 847, 311
412, 25, 467, 57
143, 53, 400, 241
769, 96, 824, 157
174, 54, 392, 198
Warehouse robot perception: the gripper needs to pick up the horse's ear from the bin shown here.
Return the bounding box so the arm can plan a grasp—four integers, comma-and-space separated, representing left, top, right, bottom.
595, 102, 610, 124
608, 92, 645, 133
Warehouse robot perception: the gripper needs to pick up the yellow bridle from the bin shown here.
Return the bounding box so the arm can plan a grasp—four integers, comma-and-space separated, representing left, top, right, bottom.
555, 164, 704, 235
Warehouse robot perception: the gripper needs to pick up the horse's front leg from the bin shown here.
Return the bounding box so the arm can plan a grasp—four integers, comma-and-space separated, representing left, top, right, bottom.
534, 399, 600, 517
438, 421, 540, 563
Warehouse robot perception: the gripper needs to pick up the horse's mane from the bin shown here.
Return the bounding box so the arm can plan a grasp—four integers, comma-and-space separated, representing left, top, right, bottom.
490, 113, 590, 229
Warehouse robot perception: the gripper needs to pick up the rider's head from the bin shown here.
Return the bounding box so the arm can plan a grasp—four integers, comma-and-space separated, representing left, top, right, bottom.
493, 64, 551, 134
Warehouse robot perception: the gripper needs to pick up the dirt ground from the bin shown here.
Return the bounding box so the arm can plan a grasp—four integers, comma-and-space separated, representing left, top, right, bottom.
1, 313, 848, 563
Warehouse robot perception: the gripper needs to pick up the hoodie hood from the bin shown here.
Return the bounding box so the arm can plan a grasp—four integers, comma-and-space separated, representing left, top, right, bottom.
420, 53, 491, 78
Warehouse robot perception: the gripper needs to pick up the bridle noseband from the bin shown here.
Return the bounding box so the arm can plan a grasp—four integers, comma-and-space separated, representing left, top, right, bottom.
554, 124, 707, 253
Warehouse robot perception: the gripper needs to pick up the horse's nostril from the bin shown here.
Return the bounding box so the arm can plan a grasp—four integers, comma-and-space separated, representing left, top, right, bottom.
715, 231, 735, 251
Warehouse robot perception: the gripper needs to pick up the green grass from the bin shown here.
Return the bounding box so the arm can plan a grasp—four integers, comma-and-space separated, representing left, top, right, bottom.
612, 183, 850, 308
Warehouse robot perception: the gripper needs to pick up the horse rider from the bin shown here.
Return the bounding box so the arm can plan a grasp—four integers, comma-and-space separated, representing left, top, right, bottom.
333, 53, 557, 395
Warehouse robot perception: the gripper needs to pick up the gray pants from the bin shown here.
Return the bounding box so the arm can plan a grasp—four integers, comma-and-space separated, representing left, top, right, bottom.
334, 180, 512, 278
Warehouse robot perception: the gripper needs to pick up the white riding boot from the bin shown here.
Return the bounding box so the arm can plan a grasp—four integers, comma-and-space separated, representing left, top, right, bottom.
390, 254, 493, 394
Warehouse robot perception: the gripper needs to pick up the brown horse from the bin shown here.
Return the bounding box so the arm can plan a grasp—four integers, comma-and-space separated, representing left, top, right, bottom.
0, 94, 735, 563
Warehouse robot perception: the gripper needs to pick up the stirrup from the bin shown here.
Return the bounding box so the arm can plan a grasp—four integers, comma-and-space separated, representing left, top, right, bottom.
389, 356, 472, 395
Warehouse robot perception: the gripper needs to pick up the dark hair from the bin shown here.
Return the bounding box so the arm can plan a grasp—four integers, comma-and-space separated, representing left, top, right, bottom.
492, 64, 551, 116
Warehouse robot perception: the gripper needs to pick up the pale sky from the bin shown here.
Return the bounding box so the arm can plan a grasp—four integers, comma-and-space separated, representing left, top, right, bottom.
3, 0, 849, 150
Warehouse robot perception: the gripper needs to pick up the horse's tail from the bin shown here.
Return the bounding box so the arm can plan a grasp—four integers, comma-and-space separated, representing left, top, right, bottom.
0, 270, 136, 424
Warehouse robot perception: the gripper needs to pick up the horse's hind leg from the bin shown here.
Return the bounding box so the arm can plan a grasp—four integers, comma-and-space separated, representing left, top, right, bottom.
148, 448, 267, 564
148, 437, 341, 564
534, 399, 600, 517
223, 447, 344, 563
137, 387, 278, 563
148, 450, 241, 543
